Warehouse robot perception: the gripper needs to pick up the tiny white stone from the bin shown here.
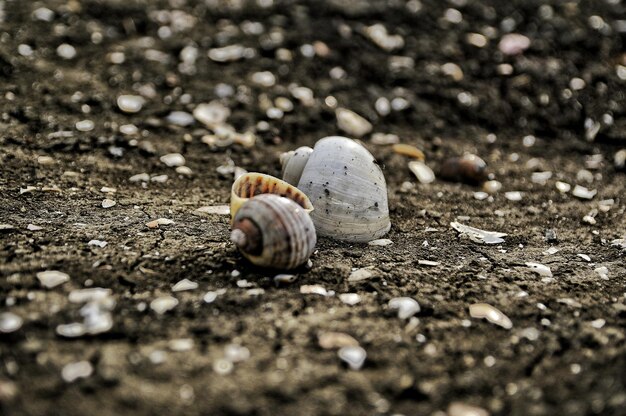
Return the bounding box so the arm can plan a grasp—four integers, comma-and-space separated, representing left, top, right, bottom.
33, 7, 54, 22
160, 153, 186, 167
176, 166, 193, 176
75, 120, 95, 132
348, 268, 375, 282
531, 171, 552, 185
172, 279, 198, 292
572, 185, 597, 200
408, 161, 435, 184
505, 191, 523, 201
62, 361, 93, 383
418, 260, 440, 266
57, 43, 77, 59
388, 297, 420, 319
196, 205, 230, 215
150, 296, 179, 314
146, 218, 174, 228
273, 274, 297, 285
338, 346, 366, 370
27, 224, 43, 231
590, 318, 606, 329
193, 102, 230, 127
129, 173, 150, 182
169, 338, 194, 352
577, 254, 591, 262
69, 288, 112, 303
37, 270, 70, 289
594, 266, 609, 280
150, 174, 169, 183
526, 262, 553, 277
117, 95, 145, 113
555, 181, 571, 193
208, 44, 245, 62
102, 199, 116, 208
300, 285, 334, 296
0, 312, 23, 333
56, 323, 87, 338
251, 71, 276, 87
88, 240, 107, 248
224, 344, 250, 363
338, 293, 361, 305
368, 239, 393, 246
498, 33, 531, 55
165, 111, 194, 126
213, 358, 234, 375
336, 108, 372, 137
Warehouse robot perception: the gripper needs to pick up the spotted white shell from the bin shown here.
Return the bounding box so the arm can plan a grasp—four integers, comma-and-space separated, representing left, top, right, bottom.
280, 136, 390, 242
230, 194, 316, 269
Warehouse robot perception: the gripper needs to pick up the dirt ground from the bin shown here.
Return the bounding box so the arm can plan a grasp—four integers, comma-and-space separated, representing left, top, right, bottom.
1, 0, 625, 415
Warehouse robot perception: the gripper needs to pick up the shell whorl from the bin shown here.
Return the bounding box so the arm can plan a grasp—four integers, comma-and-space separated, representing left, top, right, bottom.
280, 146, 313, 186
231, 194, 317, 269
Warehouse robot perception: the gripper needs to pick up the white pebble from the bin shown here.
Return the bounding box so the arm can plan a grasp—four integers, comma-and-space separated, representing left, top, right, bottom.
555, 181, 571, 193
88, 240, 107, 248
348, 268, 375, 282
75, 120, 95, 132
150, 296, 179, 314
338, 346, 366, 370
0, 312, 23, 333
505, 191, 523, 201
172, 279, 198, 292
36, 270, 70, 289
498, 33, 531, 55
117, 95, 145, 113
102, 199, 116, 208
62, 361, 93, 383
160, 153, 186, 167
368, 239, 393, 246
129, 173, 150, 182
338, 293, 361, 305
526, 262, 553, 278
165, 111, 194, 126
572, 185, 597, 200
336, 108, 372, 138
56, 43, 77, 59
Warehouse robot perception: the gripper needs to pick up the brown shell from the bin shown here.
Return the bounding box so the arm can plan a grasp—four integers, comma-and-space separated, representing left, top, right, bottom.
439, 154, 488, 184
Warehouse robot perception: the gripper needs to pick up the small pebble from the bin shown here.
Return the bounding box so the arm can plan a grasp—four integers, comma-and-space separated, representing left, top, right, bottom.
146, 218, 174, 228
150, 296, 179, 314
165, 111, 194, 126
117, 95, 145, 113
130, 173, 150, 182
0, 313, 23, 333
88, 240, 107, 248
448, 402, 490, 416
102, 199, 116, 208
555, 181, 571, 193
300, 285, 334, 296
498, 33, 531, 55
27, 224, 43, 231
56, 43, 77, 59
169, 338, 194, 352
368, 239, 393, 246
273, 274, 297, 285
526, 262, 553, 278
338, 293, 361, 305
505, 191, 523, 201
176, 166, 193, 176
196, 205, 230, 215
36, 270, 70, 289
75, 120, 95, 132
336, 108, 372, 138
348, 268, 375, 282
62, 361, 93, 383
338, 346, 366, 370
408, 161, 435, 184
572, 185, 597, 200
172, 279, 198, 292
318, 332, 359, 349
160, 153, 186, 167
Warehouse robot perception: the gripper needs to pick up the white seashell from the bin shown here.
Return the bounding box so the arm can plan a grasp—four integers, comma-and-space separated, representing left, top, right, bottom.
526, 262, 552, 277
280, 136, 390, 242
230, 194, 316, 270
338, 346, 366, 370
388, 297, 420, 319
469, 303, 513, 329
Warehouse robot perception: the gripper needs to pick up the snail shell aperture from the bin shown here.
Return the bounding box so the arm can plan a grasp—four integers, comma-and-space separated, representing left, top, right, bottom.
230, 194, 317, 269
280, 136, 390, 243
230, 172, 313, 221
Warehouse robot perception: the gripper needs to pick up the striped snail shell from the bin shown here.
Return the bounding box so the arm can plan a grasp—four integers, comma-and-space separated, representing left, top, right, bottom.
230, 172, 313, 221
230, 194, 317, 269
280, 136, 390, 243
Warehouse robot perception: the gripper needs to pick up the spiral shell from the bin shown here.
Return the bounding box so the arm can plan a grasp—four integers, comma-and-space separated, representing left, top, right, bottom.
230, 172, 313, 220
280, 136, 390, 243
230, 194, 316, 269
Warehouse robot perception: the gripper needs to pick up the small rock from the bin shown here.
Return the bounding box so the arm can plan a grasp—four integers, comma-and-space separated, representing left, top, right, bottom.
273, 274, 297, 285
160, 153, 186, 167
196, 205, 230, 215
62, 361, 93, 383
88, 240, 107, 248
146, 218, 174, 228
418, 259, 440, 266
336, 108, 372, 137
101, 199, 116, 208
172, 279, 198, 292
37, 155, 55, 165
365, 23, 404, 51
117, 95, 145, 113
555, 181, 571, 193
193, 101, 230, 127
224, 344, 250, 363
368, 239, 393, 246
69, 288, 112, 303
388, 297, 420, 319
498, 33, 531, 55
129, 173, 150, 182
469, 303, 513, 329
27, 224, 43, 231
56, 43, 77, 59
504, 191, 523, 201
338, 346, 366, 370
75, 120, 95, 132
169, 338, 194, 352
0, 312, 23, 333
300, 285, 334, 296
165, 111, 194, 126
526, 262, 553, 278
36, 270, 70, 289
594, 266, 609, 280
448, 402, 490, 416
176, 166, 193, 176
572, 185, 597, 200
150, 296, 179, 314
338, 293, 361, 305
208, 44, 245, 62
348, 267, 376, 282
